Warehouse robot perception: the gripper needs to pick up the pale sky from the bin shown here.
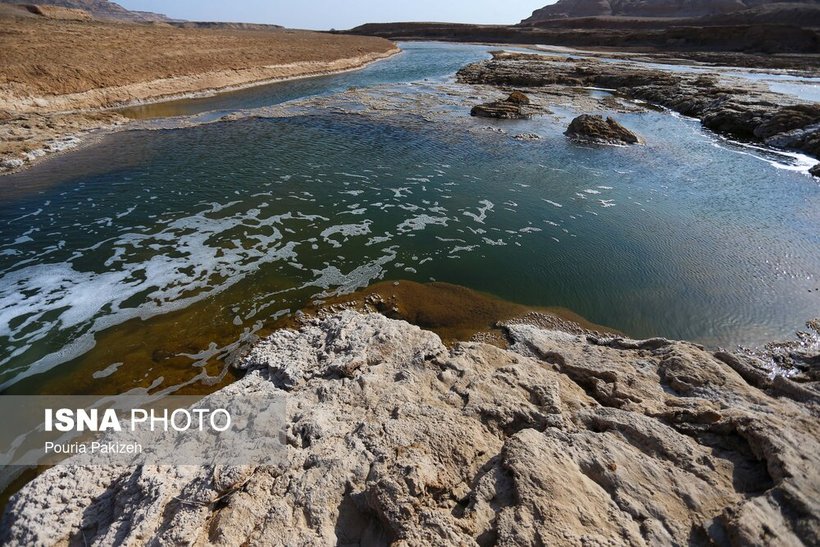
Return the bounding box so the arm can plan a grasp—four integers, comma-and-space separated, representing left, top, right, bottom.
118, 0, 554, 30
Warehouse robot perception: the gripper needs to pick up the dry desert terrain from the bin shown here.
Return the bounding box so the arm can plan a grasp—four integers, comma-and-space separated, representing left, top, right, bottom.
0, 5, 398, 172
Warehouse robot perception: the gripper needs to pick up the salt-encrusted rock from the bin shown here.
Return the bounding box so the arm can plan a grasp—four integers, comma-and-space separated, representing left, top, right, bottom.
2, 311, 819, 546
0, 158, 24, 171
565, 114, 643, 145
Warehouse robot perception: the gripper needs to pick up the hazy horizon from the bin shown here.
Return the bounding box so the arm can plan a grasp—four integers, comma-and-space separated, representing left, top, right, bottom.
117, 0, 554, 30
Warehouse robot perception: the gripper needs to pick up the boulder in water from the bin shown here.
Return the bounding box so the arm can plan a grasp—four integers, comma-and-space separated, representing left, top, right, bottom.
471, 91, 532, 119
565, 114, 643, 145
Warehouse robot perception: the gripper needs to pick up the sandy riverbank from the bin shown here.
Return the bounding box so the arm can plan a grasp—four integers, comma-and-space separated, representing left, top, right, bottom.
0, 6, 398, 174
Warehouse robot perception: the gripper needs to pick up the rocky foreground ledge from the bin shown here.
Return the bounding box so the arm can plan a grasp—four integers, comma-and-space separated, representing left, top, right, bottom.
3, 311, 819, 546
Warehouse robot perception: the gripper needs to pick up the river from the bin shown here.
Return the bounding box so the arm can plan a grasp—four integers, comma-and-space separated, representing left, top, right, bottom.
1, 42, 818, 396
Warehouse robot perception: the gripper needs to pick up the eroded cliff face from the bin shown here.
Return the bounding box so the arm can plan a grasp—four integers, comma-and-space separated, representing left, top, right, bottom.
2, 311, 818, 546
521, 0, 814, 22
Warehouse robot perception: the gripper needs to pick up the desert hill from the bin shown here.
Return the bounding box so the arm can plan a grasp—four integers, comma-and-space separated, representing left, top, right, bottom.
0, 0, 170, 22
523, 0, 819, 22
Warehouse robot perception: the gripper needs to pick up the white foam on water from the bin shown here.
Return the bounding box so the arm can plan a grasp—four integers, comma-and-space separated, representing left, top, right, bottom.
366, 234, 393, 246
543, 199, 563, 208
709, 139, 818, 174
336, 172, 369, 179
7, 209, 43, 224
0, 202, 314, 388
389, 187, 412, 198
463, 200, 494, 224
320, 221, 373, 248
115, 206, 138, 219
308, 247, 398, 297
397, 215, 449, 233
449, 245, 478, 255
92, 362, 123, 379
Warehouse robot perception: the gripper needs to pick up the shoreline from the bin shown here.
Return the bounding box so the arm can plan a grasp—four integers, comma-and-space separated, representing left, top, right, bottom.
4, 48, 402, 115
0, 47, 401, 177
115, 48, 403, 117
0, 277, 816, 525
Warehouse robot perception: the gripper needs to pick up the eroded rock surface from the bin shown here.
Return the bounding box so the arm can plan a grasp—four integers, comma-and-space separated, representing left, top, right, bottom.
2, 311, 819, 546
458, 52, 820, 161
565, 114, 642, 145
470, 91, 534, 119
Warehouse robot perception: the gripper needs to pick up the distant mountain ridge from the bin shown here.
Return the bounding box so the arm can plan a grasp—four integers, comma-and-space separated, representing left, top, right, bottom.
523, 0, 820, 22
0, 0, 172, 22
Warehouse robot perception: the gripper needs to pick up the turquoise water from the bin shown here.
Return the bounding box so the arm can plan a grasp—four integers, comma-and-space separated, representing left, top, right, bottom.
1, 42, 819, 394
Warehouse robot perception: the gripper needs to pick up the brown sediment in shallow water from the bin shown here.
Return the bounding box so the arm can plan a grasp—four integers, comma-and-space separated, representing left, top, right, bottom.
272, 280, 619, 347
3, 279, 615, 398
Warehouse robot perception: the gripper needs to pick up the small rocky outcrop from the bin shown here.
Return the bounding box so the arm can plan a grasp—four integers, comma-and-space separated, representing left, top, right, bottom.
565, 114, 642, 145
471, 91, 532, 119
458, 53, 820, 162
2, 311, 819, 546
506, 90, 530, 105
811, 163, 820, 178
